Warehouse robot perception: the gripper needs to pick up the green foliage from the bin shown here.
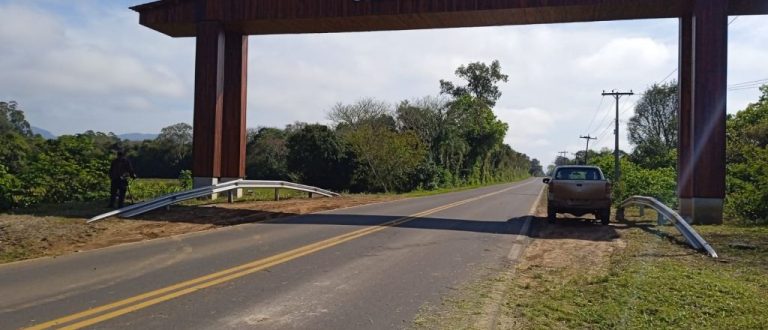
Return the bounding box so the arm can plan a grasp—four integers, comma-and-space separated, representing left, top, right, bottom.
529, 158, 545, 176
0, 165, 20, 209
246, 127, 290, 180
286, 124, 354, 192
0, 101, 33, 137
154, 123, 192, 168
178, 170, 192, 190
128, 178, 185, 201
0, 130, 35, 174
439, 60, 509, 107
628, 82, 678, 169
15, 134, 111, 207
725, 85, 768, 224
343, 125, 426, 193
590, 154, 676, 206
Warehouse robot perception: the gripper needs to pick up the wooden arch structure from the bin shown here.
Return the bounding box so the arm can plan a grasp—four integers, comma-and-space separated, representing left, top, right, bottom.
131, 0, 768, 224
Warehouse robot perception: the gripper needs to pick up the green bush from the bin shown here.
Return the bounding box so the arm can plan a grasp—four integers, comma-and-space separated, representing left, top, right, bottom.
590, 154, 677, 207
128, 179, 184, 201
725, 85, 768, 225
0, 165, 20, 210
16, 135, 110, 206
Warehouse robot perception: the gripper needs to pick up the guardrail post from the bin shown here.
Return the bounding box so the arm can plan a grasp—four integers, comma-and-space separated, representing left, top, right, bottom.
657, 212, 667, 226
308, 192, 313, 198
228, 190, 234, 204
275, 188, 280, 201
639, 205, 645, 217
617, 207, 625, 222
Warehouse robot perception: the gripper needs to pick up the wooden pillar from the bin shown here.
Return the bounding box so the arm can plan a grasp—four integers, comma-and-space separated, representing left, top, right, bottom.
221, 32, 248, 180
686, 0, 728, 224
219, 32, 248, 198
678, 15, 694, 221
192, 21, 225, 189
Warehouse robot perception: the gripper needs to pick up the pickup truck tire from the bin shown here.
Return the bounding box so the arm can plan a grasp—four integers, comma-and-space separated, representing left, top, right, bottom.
547, 207, 557, 223
599, 209, 611, 225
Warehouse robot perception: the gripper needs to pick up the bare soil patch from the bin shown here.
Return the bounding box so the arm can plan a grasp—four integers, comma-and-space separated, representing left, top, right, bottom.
0, 195, 399, 264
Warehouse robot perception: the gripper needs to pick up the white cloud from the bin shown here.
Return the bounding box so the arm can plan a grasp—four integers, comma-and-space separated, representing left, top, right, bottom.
577, 37, 672, 78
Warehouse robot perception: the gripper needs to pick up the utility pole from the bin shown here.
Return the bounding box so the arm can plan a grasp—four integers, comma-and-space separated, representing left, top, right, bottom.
557, 151, 568, 165
601, 90, 634, 182
579, 135, 597, 165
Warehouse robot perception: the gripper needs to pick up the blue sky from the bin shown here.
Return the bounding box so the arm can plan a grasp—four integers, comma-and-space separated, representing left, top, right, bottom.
1, 1, 766, 165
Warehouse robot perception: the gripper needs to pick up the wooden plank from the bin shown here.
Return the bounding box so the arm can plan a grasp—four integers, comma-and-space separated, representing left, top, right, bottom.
221, 32, 248, 179
133, 0, 768, 37
690, 0, 727, 200
191, 21, 225, 178
678, 15, 693, 200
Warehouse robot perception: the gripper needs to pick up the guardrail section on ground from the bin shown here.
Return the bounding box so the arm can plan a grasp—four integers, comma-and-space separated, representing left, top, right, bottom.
618, 196, 718, 258
88, 180, 339, 223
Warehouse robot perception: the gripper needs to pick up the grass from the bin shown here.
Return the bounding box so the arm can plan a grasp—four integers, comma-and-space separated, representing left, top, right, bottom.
520, 229, 766, 329
517, 214, 768, 329
413, 206, 768, 329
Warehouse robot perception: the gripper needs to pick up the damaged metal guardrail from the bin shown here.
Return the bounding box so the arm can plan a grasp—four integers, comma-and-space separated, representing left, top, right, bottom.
617, 196, 718, 258
88, 180, 340, 223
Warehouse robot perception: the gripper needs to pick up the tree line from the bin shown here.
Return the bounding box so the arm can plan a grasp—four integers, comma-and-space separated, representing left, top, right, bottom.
0, 61, 539, 210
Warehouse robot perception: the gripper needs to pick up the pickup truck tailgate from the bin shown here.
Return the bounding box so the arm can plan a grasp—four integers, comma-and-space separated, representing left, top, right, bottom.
550, 180, 607, 203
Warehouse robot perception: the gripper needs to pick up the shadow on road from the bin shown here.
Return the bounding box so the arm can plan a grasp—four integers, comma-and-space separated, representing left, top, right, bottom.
112, 205, 616, 242
512, 215, 621, 242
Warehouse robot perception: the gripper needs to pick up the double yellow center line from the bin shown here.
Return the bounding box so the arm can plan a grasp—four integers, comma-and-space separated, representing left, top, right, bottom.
26, 181, 529, 329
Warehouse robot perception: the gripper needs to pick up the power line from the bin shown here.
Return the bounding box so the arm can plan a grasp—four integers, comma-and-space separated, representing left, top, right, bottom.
729, 78, 768, 87
658, 69, 678, 84
727, 78, 768, 91
584, 96, 606, 134
591, 95, 630, 136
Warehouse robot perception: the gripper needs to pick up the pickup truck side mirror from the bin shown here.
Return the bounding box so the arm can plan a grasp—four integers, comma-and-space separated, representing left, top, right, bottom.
542, 178, 550, 184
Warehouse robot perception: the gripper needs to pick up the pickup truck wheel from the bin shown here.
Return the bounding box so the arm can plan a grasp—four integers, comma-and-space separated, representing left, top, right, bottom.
599, 209, 611, 225
547, 207, 557, 223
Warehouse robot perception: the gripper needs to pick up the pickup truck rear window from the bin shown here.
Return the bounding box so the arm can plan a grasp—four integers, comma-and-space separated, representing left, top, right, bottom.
554, 168, 603, 180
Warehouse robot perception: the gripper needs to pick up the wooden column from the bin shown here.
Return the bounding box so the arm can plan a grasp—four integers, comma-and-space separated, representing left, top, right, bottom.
192, 21, 225, 188
677, 15, 694, 221
688, 0, 728, 224
220, 32, 248, 180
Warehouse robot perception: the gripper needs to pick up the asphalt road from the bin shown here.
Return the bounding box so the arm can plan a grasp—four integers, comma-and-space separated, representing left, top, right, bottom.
0, 179, 543, 330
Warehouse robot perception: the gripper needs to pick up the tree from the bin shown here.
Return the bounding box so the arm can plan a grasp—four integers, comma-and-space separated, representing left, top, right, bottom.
529, 158, 544, 176
439, 60, 509, 107
155, 123, 193, 168
342, 125, 426, 193
725, 85, 768, 224
395, 96, 446, 155
286, 124, 353, 191
0, 101, 33, 137
627, 82, 678, 169
246, 127, 289, 180
327, 98, 393, 130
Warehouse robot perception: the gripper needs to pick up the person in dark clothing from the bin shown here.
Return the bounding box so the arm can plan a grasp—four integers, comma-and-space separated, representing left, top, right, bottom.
108, 150, 136, 209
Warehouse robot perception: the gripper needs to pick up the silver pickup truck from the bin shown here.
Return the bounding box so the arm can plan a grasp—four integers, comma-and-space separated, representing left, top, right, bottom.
543, 165, 612, 225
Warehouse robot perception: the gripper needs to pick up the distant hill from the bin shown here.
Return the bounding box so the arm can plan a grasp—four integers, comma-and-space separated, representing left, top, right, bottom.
118, 133, 158, 141
31, 126, 56, 139
27, 128, 157, 141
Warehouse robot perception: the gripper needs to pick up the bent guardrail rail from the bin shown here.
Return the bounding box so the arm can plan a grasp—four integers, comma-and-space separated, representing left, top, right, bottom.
88, 179, 340, 223
618, 196, 718, 258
